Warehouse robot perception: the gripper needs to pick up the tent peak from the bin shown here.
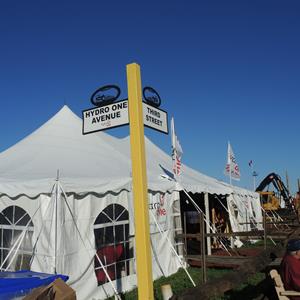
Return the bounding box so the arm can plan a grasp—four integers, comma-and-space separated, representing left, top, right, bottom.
44, 105, 82, 126
55, 104, 78, 117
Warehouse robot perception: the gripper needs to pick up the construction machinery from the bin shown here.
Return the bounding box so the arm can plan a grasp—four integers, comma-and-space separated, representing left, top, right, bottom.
256, 173, 292, 210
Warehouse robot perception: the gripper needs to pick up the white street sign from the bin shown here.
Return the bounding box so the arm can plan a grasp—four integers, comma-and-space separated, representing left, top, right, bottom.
82, 100, 168, 134
82, 100, 129, 134
143, 102, 168, 134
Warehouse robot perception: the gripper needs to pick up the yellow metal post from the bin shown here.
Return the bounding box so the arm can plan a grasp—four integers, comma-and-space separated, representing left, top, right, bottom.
126, 63, 154, 300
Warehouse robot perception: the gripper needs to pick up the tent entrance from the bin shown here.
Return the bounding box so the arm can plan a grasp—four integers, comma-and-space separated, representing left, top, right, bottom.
179, 192, 232, 256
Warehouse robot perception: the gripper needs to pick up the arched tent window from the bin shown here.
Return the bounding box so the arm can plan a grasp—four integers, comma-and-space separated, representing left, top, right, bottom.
93, 204, 133, 285
0, 206, 34, 271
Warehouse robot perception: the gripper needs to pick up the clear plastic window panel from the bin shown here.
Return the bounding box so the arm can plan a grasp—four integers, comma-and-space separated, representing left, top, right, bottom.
94, 204, 134, 286
0, 206, 33, 271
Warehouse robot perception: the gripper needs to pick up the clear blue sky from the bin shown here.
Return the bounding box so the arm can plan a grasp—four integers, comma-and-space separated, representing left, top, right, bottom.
0, 1, 299, 193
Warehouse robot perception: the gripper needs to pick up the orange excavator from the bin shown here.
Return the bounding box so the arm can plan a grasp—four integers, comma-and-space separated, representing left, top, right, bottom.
255, 173, 292, 210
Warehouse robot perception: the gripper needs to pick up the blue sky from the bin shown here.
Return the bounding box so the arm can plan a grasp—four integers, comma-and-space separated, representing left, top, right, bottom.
0, 1, 299, 193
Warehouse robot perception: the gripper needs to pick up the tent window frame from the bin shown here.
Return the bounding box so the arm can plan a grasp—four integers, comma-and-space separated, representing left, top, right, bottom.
0, 205, 34, 271
93, 203, 133, 286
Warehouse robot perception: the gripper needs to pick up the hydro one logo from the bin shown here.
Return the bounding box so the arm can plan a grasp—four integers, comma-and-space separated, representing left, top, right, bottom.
149, 194, 167, 216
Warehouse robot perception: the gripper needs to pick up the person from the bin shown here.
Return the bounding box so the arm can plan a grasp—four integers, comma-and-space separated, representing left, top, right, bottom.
215, 211, 226, 232
294, 192, 300, 221
280, 239, 300, 299
94, 234, 124, 285
95, 243, 124, 285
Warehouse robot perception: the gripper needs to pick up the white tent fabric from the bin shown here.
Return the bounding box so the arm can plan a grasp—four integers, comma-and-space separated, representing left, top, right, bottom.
0, 106, 262, 299
227, 186, 263, 232
0, 106, 132, 197
0, 106, 232, 196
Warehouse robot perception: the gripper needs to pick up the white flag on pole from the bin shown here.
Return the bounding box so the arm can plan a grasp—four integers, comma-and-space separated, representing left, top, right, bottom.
171, 117, 183, 176
224, 142, 240, 181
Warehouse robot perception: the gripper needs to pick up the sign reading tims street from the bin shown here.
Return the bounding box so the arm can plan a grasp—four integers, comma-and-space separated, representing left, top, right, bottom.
82, 85, 168, 135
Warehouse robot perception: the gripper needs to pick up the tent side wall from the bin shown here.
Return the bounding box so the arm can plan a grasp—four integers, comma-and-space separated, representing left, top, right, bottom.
0, 186, 182, 300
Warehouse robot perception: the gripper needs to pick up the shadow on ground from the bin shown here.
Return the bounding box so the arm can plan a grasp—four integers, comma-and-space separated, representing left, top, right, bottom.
222, 276, 277, 300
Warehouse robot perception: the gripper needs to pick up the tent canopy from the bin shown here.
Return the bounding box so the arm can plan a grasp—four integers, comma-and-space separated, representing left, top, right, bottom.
0, 105, 251, 197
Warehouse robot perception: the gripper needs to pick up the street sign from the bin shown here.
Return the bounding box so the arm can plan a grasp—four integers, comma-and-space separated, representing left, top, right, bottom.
143, 102, 168, 134
82, 100, 129, 134
82, 69, 168, 300
83, 100, 168, 135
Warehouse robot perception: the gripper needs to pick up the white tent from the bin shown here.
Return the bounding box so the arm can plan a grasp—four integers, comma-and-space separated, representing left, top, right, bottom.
0, 106, 261, 299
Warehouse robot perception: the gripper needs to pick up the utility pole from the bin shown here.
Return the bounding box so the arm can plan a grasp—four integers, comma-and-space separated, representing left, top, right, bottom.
286, 170, 290, 194
252, 171, 258, 191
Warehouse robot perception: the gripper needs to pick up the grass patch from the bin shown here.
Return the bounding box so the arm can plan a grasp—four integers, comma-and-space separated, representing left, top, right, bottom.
213, 271, 267, 300
108, 267, 231, 300
239, 238, 275, 248
108, 267, 269, 299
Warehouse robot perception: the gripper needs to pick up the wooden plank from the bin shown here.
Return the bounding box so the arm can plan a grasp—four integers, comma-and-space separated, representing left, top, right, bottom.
187, 255, 253, 262
200, 212, 206, 283
171, 246, 285, 300
281, 291, 300, 296
176, 232, 289, 238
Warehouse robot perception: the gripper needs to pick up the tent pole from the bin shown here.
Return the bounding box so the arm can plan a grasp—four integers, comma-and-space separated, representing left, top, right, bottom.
54, 179, 59, 275
29, 182, 57, 268
149, 209, 196, 287
58, 182, 121, 299
204, 193, 211, 255
54, 170, 61, 274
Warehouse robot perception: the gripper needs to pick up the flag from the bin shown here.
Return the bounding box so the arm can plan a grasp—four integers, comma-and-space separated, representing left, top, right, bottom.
224, 142, 240, 181
248, 160, 253, 167
171, 117, 183, 176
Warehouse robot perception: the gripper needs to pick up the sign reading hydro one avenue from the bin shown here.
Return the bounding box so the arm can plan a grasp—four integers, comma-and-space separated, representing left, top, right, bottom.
82, 85, 168, 135
82, 100, 129, 134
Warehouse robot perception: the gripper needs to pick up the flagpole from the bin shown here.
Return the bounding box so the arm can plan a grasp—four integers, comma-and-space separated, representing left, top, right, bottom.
251, 164, 254, 190
249, 161, 257, 191
228, 142, 232, 185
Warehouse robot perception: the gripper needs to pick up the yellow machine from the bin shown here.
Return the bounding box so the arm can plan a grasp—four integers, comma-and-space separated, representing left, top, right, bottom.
256, 173, 292, 211
258, 191, 281, 210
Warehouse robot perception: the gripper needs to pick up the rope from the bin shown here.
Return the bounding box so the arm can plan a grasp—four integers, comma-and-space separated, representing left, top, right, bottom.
30, 183, 57, 267
149, 209, 196, 287
58, 182, 121, 300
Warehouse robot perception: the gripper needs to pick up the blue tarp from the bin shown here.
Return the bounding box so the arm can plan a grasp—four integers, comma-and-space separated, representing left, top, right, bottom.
0, 270, 68, 300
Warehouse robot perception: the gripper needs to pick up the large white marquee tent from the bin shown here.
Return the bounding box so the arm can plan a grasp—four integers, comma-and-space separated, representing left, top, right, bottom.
0, 106, 262, 299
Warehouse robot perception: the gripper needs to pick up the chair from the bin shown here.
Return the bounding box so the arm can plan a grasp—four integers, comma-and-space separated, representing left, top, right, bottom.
270, 269, 300, 299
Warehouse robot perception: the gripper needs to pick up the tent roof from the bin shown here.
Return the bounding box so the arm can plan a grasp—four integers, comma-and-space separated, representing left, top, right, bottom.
0, 106, 131, 195
0, 106, 132, 180
0, 105, 248, 197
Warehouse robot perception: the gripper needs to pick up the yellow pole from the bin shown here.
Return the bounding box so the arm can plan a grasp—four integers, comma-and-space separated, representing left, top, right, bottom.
126, 63, 154, 300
